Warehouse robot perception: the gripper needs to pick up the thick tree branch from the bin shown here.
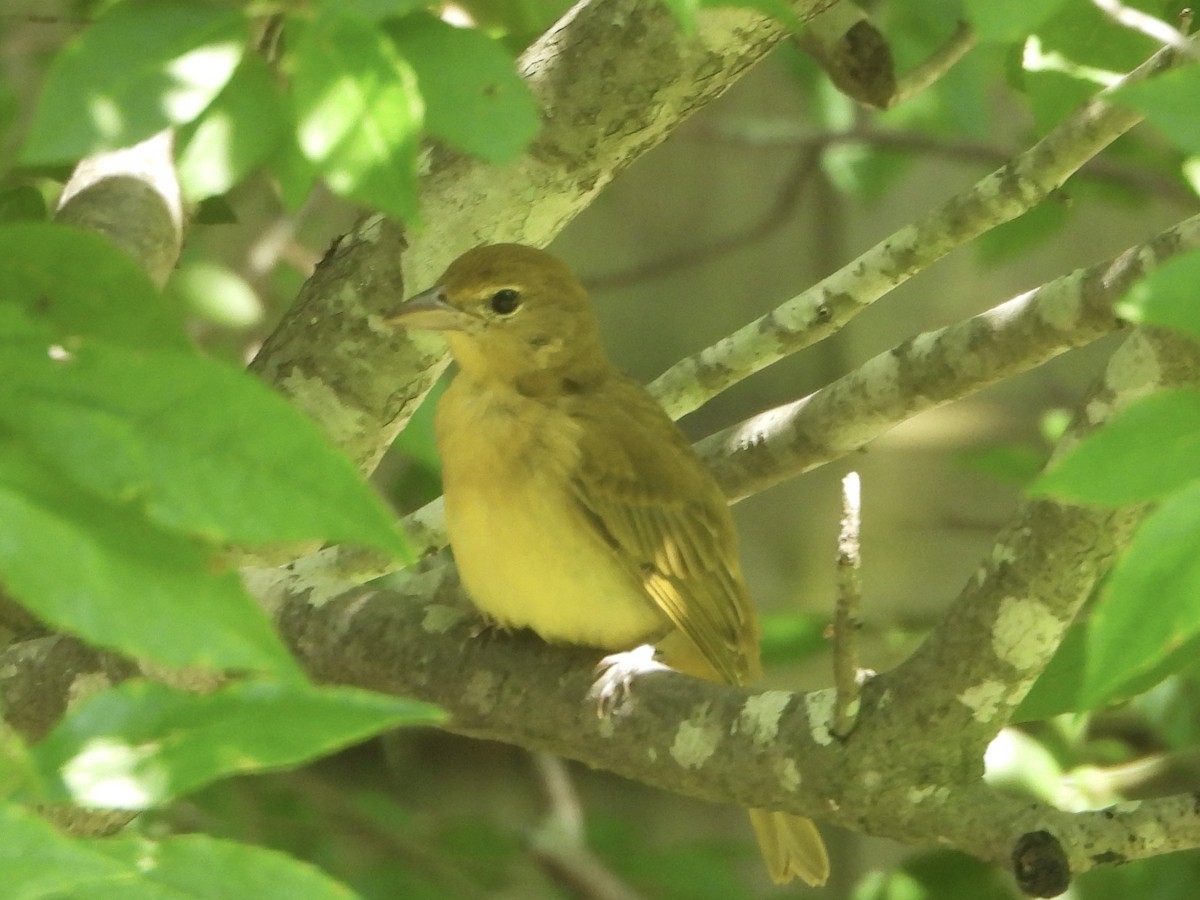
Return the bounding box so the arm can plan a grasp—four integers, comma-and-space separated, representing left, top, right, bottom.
53, 129, 183, 289
845, 328, 1200, 815
272, 446, 1198, 884
265, 326, 1200, 886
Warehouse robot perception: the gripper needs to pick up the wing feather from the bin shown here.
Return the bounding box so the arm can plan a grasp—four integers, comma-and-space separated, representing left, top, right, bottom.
569, 376, 762, 684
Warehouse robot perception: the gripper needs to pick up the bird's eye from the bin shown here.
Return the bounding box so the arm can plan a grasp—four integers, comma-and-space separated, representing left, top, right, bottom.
490, 288, 521, 316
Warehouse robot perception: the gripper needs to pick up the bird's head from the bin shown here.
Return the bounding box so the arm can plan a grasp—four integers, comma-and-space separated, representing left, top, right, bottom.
389, 244, 608, 390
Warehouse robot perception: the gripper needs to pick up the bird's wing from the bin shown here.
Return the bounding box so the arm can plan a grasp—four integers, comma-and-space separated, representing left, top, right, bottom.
568, 377, 762, 685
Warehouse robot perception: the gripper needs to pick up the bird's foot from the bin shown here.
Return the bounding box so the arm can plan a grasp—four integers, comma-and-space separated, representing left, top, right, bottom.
588, 644, 667, 718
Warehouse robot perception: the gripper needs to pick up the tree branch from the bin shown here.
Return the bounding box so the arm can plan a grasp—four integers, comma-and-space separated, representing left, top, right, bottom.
692, 123, 1198, 207
269, 323, 1200, 888
648, 39, 1188, 420
54, 129, 183, 289
701, 211, 1200, 501
1092, 0, 1199, 60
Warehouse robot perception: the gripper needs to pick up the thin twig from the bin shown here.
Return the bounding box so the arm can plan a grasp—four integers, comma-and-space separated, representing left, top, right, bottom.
891, 20, 977, 106
531, 752, 585, 842
584, 147, 822, 291
832, 472, 863, 738
587, 121, 1196, 291
695, 123, 1198, 206
1092, 1, 1199, 60
528, 754, 645, 900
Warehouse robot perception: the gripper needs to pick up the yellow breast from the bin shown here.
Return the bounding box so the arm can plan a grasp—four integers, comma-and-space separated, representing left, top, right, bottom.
436, 376, 667, 650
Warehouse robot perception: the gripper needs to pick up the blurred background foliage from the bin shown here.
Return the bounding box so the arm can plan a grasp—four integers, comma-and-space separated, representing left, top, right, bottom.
1, 0, 1199, 896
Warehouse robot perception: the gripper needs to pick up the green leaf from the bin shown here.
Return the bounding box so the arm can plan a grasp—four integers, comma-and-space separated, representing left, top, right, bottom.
87, 833, 360, 899
1034, 0, 1157, 73
0, 721, 39, 803
759, 612, 827, 667
0, 801, 133, 899
0, 223, 189, 350
33, 680, 440, 808
975, 198, 1071, 265
1017, 621, 1200, 721
168, 260, 262, 329
1079, 483, 1200, 708
314, 0, 431, 21
964, 0, 1069, 42
1109, 67, 1200, 155
0, 444, 298, 675
658, 0, 700, 32
0, 343, 407, 554
1012, 622, 1088, 721
0, 803, 360, 899
386, 14, 539, 164
854, 850, 1015, 900
1116, 250, 1200, 343
0, 186, 47, 224
956, 444, 1047, 486
1033, 389, 1200, 504
1076, 852, 1200, 900
23, 0, 248, 163
176, 55, 288, 202
290, 11, 424, 222
269, 135, 320, 212
1022, 70, 1095, 136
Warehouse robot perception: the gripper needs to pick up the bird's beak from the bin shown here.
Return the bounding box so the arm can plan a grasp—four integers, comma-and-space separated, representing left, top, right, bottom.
386, 286, 476, 332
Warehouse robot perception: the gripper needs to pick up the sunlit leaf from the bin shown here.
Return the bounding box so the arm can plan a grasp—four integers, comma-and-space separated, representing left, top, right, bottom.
1079, 484, 1200, 709
0, 343, 407, 554
290, 11, 423, 221
1116, 249, 1200, 343
1034, 390, 1200, 504
0, 444, 298, 675
33, 680, 440, 808
23, 0, 248, 163
387, 14, 539, 164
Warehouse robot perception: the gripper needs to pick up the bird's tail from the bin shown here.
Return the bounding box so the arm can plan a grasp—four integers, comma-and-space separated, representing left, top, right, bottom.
748, 808, 830, 886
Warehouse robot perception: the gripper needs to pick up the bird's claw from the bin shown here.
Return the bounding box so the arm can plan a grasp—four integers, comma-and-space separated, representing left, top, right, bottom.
588, 644, 666, 718
467, 616, 513, 640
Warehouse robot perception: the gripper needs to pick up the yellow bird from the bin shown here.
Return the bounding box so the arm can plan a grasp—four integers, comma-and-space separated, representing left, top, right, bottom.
390, 243, 829, 886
